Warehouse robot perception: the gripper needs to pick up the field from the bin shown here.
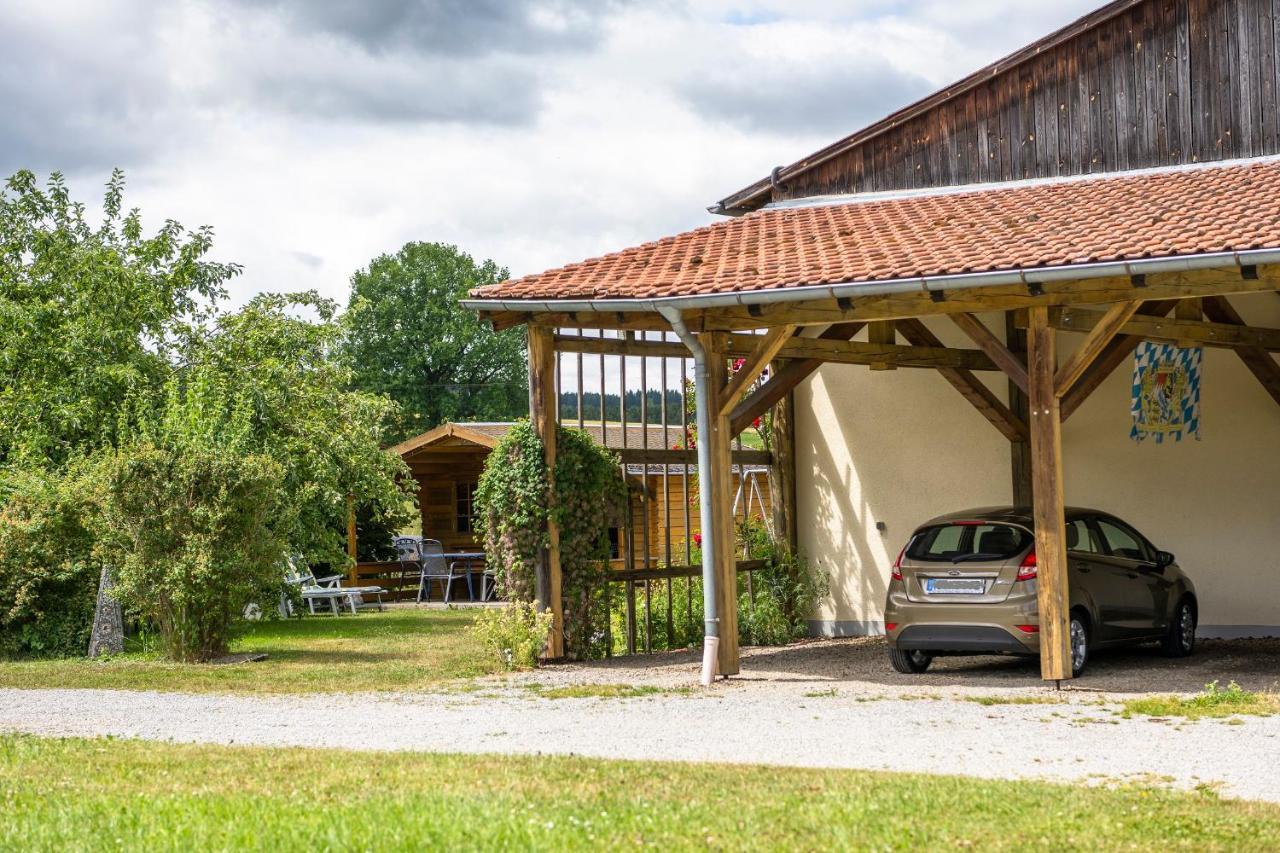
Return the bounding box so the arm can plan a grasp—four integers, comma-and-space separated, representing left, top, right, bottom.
0, 609, 489, 694
3, 733, 1279, 851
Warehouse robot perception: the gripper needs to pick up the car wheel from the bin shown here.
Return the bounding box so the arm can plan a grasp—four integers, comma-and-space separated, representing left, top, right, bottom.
1069, 615, 1090, 677
889, 647, 933, 674
1162, 598, 1196, 658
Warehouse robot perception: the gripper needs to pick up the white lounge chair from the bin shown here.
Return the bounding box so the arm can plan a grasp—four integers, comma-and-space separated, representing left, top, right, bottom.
284, 560, 385, 615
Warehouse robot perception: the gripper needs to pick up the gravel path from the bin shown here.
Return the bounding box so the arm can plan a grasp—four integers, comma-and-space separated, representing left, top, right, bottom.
3, 684, 1279, 802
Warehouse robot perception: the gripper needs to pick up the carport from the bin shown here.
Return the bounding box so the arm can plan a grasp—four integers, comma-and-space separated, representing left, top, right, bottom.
462, 157, 1280, 684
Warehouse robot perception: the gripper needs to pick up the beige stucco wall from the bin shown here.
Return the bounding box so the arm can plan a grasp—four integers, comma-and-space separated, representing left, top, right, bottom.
799, 295, 1280, 637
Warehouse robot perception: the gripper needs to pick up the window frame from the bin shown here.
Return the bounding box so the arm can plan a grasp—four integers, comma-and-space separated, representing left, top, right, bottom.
1093, 514, 1155, 563
454, 481, 478, 535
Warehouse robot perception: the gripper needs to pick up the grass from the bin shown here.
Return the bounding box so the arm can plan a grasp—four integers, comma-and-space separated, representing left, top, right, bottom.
0, 609, 493, 695
522, 683, 689, 700
2, 734, 1279, 850
962, 695, 1066, 707
1122, 681, 1280, 721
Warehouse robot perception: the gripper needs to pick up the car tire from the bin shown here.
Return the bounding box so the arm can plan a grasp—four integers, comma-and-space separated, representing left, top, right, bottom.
1162, 598, 1196, 658
888, 647, 933, 674
1069, 614, 1090, 678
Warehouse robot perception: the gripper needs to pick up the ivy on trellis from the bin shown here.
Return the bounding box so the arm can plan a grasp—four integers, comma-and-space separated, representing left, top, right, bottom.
475, 419, 626, 659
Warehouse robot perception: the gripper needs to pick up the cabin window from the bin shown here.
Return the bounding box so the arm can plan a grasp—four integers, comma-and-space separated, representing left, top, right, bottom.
607, 527, 620, 559
455, 481, 478, 533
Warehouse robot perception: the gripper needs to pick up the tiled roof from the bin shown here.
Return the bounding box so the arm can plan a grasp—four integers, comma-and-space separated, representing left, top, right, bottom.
471, 158, 1280, 302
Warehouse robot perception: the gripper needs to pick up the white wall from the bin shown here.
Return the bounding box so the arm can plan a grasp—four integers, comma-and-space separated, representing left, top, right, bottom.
800, 295, 1280, 636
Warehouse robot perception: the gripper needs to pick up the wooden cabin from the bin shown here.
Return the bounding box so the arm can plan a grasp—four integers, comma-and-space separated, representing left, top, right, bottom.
390, 421, 771, 568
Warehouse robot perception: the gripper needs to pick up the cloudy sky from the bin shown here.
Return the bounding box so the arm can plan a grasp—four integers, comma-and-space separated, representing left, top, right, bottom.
3, 0, 1101, 307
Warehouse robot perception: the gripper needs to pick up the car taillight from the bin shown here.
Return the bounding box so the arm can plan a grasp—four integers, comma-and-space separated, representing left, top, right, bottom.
1016, 549, 1037, 582
1015, 624, 1039, 633
884, 622, 898, 632
891, 544, 906, 581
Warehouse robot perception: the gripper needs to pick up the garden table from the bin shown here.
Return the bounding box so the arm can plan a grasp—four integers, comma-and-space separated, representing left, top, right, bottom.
438, 551, 489, 602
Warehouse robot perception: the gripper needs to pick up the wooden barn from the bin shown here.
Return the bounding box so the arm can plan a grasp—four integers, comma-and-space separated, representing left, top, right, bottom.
464, 0, 1280, 683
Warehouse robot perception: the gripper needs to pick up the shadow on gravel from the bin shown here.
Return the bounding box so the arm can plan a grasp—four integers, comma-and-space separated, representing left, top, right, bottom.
545, 637, 1280, 695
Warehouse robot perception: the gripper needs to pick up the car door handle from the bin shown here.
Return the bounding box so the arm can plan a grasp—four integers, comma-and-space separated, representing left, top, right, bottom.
1075, 566, 1091, 574
1126, 572, 1138, 579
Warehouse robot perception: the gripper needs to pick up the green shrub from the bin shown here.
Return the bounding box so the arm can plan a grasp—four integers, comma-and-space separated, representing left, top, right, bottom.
471, 602, 554, 671
97, 441, 285, 663
0, 465, 102, 658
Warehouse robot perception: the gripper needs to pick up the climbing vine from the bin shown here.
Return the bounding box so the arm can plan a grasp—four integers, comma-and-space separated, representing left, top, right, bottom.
476, 419, 626, 659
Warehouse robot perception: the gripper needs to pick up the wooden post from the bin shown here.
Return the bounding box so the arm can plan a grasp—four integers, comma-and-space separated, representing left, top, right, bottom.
1027, 307, 1071, 682
346, 493, 358, 587
769, 375, 799, 555
528, 325, 566, 659
867, 321, 896, 370
1005, 313, 1033, 506
702, 331, 740, 676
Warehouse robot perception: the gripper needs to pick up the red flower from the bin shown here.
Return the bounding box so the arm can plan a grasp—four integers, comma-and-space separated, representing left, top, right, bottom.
731, 358, 745, 371
693, 533, 702, 547
752, 416, 762, 429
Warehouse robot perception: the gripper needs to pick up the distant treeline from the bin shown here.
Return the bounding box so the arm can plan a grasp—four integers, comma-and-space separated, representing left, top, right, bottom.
559, 389, 685, 424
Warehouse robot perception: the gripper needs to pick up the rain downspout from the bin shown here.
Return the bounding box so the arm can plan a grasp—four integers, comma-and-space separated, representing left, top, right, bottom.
658, 306, 719, 687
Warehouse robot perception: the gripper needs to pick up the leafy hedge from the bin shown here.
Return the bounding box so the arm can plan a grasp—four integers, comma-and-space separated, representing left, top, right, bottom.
0, 465, 102, 658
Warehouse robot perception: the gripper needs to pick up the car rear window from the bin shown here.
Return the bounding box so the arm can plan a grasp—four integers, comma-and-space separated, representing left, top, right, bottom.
905, 523, 1032, 563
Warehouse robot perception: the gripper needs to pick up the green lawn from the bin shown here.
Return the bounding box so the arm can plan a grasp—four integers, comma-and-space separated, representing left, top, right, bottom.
0, 609, 492, 694
2, 734, 1278, 851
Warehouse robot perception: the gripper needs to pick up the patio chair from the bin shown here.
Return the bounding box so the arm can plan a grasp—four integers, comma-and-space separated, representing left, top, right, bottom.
417, 539, 463, 603
284, 559, 385, 615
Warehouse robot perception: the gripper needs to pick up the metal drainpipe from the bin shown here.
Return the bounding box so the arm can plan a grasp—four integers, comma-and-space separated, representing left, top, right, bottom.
658, 306, 719, 687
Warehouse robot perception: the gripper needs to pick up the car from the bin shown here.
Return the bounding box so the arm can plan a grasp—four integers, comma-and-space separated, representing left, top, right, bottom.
882, 506, 1197, 677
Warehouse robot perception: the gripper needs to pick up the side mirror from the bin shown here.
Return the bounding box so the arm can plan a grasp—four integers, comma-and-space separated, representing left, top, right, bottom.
1154, 550, 1175, 569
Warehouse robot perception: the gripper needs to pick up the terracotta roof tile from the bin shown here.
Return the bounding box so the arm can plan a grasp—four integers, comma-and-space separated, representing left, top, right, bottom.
472, 159, 1280, 303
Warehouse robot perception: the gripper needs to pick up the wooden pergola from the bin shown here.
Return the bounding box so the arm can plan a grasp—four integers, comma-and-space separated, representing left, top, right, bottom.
464, 159, 1280, 684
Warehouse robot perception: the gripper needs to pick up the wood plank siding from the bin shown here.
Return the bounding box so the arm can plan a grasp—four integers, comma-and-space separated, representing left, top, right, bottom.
735, 0, 1280, 209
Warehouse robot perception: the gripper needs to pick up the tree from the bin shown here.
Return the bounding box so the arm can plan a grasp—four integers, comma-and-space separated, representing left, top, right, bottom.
0, 169, 236, 467
342, 242, 528, 443
161, 292, 415, 572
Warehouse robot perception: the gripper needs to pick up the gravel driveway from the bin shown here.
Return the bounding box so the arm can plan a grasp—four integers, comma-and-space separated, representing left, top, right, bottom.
3, 636, 1280, 803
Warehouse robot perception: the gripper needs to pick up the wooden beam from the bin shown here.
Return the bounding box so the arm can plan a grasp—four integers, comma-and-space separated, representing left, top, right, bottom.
1058, 300, 1178, 421
1027, 306, 1071, 683
728, 322, 866, 436
1005, 313, 1032, 506
527, 325, 565, 658
616, 447, 772, 466
699, 331, 739, 676
346, 493, 358, 586
950, 312, 1028, 392
867, 321, 897, 370
1053, 300, 1143, 397
717, 324, 795, 417
1042, 306, 1280, 352
896, 319, 1028, 441
1201, 297, 1280, 408
769, 376, 798, 555
555, 331, 1001, 371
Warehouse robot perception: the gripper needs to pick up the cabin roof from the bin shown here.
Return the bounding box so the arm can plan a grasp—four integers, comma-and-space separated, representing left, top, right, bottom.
468, 157, 1280, 304
392, 421, 695, 458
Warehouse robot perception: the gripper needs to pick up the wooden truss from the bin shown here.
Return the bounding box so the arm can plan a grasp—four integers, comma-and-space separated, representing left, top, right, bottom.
510, 263, 1280, 681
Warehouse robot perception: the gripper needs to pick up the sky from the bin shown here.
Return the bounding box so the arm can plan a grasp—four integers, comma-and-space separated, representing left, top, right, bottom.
3, 0, 1104, 310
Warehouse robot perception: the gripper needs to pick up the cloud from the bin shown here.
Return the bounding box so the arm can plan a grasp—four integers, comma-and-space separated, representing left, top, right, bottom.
679, 59, 932, 136
230, 0, 625, 57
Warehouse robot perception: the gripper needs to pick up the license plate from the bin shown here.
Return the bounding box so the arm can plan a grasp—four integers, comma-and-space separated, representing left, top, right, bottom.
925, 578, 986, 595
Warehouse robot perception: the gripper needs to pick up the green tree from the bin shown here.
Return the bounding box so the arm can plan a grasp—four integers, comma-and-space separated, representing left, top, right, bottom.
342, 242, 527, 443
162, 291, 416, 571
0, 169, 237, 467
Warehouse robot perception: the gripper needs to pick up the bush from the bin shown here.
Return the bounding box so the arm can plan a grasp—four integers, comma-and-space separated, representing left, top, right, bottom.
0, 465, 102, 658
97, 442, 285, 662
471, 602, 554, 671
